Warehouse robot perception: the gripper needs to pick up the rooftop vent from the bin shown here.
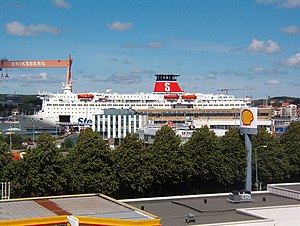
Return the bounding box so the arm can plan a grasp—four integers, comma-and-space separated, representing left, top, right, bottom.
228, 190, 253, 203
185, 213, 195, 223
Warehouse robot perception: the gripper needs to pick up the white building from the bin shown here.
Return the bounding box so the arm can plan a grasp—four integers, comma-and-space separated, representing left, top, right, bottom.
92, 109, 148, 145
280, 104, 297, 118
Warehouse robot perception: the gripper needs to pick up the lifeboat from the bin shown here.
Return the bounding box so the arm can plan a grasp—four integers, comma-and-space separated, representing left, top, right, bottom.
164, 94, 179, 99
98, 97, 108, 101
77, 93, 94, 99
181, 94, 197, 100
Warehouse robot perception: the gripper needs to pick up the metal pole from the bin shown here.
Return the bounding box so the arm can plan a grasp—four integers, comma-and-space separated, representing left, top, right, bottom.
245, 134, 252, 191
4, 182, 7, 199
8, 182, 10, 199
255, 147, 258, 191
33, 124, 35, 144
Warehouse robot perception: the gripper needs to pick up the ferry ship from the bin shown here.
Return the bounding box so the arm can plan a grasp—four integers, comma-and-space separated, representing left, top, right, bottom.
16, 73, 254, 133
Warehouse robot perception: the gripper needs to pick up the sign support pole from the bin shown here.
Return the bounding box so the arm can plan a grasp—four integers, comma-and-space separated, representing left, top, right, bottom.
240, 107, 258, 193
245, 134, 252, 191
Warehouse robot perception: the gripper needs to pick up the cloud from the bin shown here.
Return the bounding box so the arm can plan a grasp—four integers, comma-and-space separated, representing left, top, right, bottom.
289, 82, 300, 87
279, 0, 300, 8
13, 72, 51, 82
256, 0, 300, 8
122, 42, 164, 49
256, 0, 278, 3
169, 40, 231, 53
123, 59, 131, 64
107, 58, 132, 64
254, 67, 288, 75
107, 21, 133, 31
51, 0, 71, 8
148, 42, 164, 48
248, 38, 281, 54
122, 43, 144, 48
281, 25, 300, 34
98, 73, 142, 85
8, 72, 62, 84
206, 69, 251, 77
5, 21, 61, 36
203, 73, 217, 80
264, 79, 281, 85
280, 53, 300, 68
129, 69, 155, 75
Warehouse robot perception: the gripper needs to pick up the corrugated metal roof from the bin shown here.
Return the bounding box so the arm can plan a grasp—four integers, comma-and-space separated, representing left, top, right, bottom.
0, 200, 56, 220
0, 194, 154, 222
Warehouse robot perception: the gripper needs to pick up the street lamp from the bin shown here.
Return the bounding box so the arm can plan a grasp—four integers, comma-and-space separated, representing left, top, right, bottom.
255, 145, 267, 191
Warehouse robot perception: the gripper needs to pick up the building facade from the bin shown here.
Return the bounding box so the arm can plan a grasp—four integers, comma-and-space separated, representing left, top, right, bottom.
92, 109, 148, 145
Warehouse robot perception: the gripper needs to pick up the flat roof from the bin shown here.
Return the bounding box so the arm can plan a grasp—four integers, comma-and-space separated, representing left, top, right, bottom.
275, 184, 300, 192
0, 194, 160, 226
122, 187, 300, 226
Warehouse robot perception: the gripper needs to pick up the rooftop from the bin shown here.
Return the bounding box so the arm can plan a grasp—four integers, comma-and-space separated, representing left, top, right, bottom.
122, 183, 300, 226
0, 194, 160, 226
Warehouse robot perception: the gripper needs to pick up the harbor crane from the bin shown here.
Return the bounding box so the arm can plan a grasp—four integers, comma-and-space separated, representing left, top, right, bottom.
217, 87, 255, 95
0, 56, 73, 90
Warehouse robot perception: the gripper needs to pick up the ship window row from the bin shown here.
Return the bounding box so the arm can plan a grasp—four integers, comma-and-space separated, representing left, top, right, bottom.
46, 103, 171, 107
196, 103, 245, 107
211, 125, 268, 129
46, 103, 245, 107
145, 112, 240, 117
144, 111, 270, 117
97, 121, 140, 127
153, 120, 186, 124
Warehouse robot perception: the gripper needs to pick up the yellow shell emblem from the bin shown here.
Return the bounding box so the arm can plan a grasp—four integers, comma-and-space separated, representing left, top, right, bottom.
241, 109, 254, 126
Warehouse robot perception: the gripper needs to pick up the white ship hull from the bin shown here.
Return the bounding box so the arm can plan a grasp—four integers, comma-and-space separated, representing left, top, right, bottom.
17, 74, 252, 133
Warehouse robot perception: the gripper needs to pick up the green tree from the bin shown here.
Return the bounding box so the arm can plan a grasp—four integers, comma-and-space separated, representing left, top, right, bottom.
64, 137, 74, 149
1, 159, 27, 198
4, 134, 24, 150
280, 121, 300, 182
252, 128, 289, 188
183, 126, 224, 193
148, 125, 191, 196
0, 139, 13, 182
219, 128, 246, 188
19, 132, 66, 197
112, 133, 152, 198
65, 128, 118, 195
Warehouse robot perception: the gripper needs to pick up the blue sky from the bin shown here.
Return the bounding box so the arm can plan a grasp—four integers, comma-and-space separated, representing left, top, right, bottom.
0, 0, 300, 98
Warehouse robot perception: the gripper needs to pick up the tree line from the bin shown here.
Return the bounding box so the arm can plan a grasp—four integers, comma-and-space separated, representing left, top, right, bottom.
0, 121, 299, 199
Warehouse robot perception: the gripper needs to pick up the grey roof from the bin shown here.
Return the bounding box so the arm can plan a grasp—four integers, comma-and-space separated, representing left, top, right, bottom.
0, 200, 56, 220
122, 185, 300, 226
275, 184, 300, 192
0, 194, 154, 221
50, 195, 149, 220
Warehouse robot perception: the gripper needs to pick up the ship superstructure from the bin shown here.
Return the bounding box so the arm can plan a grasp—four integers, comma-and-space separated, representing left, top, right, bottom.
1, 57, 252, 132
16, 73, 252, 132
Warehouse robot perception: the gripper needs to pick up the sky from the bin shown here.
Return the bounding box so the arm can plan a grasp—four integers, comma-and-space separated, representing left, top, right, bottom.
0, 0, 300, 99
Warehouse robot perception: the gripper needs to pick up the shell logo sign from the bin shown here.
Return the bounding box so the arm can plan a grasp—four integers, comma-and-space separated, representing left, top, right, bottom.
241, 109, 254, 126
240, 107, 257, 129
